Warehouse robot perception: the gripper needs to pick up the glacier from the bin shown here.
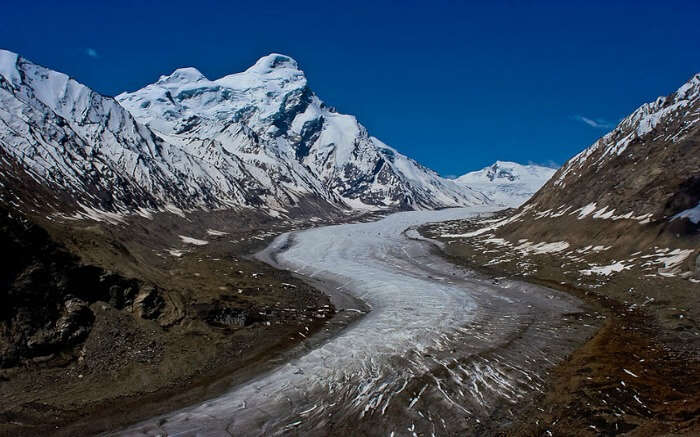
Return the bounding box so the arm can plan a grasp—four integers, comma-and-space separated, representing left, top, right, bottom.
119, 207, 596, 436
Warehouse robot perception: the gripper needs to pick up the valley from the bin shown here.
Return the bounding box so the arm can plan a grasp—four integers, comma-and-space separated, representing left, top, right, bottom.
119, 207, 599, 436
0, 31, 697, 437
0, 208, 354, 436
420, 213, 699, 435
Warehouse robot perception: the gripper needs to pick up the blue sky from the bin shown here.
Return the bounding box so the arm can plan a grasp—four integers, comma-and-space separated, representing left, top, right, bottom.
2, 1, 698, 176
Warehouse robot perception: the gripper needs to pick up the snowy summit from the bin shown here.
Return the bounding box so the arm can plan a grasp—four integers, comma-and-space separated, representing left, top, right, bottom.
456, 161, 556, 207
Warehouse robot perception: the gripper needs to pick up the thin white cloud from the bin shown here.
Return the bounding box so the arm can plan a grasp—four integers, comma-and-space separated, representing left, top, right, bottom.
571, 115, 612, 129
85, 48, 99, 59
527, 160, 559, 169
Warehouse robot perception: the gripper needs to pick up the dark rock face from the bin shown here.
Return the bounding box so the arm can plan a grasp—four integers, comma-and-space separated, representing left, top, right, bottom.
133, 286, 165, 320
486, 164, 517, 182
271, 86, 314, 137
295, 116, 324, 160
663, 175, 700, 218
0, 207, 156, 367
194, 301, 261, 328
24, 298, 94, 357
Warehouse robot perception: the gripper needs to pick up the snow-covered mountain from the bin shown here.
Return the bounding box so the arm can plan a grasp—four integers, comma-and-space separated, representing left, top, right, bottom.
528, 73, 700, 224
0, 50, 488, 219
436, 73, 699, 292
116, 54, 487, 211
0, 49, 277, 214
455, 161, 556, 206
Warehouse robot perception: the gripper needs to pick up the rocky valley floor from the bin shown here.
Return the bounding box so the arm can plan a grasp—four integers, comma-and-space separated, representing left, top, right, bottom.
0, 207, 386, 437
1, 206, 697, 436
419, 213, 700, 436
118, 208, 599, 436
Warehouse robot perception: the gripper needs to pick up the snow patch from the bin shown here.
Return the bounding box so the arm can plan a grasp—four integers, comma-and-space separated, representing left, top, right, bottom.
641, 248, 694, 276
575, 203, 597, 219
580, 261, 633, 276
70, 204, 126, 225
206, 229, 228, 236
179, 235, 208, 245
442, 209, 528, 238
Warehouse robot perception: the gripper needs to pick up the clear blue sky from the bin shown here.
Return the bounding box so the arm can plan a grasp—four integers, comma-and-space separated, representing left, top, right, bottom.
2, 1, 698, 176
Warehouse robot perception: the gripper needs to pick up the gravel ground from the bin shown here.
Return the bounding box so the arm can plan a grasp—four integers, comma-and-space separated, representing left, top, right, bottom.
420, 214, 700, 436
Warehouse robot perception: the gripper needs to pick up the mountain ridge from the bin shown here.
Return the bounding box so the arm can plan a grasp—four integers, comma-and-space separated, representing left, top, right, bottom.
525, 72, 699, 225
0, 50, 488, 221
116, 52, 488, 213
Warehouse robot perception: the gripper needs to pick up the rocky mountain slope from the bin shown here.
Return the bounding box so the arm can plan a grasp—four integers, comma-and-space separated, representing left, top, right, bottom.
0, 205, 147, 367
529, 73, 700, 228
455, 160, 556, 206
0, 50, 487, 219
419, 73, 700, 436
437, 73, 699, 279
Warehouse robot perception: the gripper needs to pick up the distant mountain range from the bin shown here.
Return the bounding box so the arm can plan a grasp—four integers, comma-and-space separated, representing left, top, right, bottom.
0, 50, 489, 219
455, 161, 556, 207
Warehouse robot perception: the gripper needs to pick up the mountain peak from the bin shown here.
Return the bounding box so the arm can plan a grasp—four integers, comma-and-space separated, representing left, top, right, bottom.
210, 53, 305, 89
247, 53, 300, 74
456, 161, 556, 207
492, 160, 519, 168
157, 67, 207, 85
